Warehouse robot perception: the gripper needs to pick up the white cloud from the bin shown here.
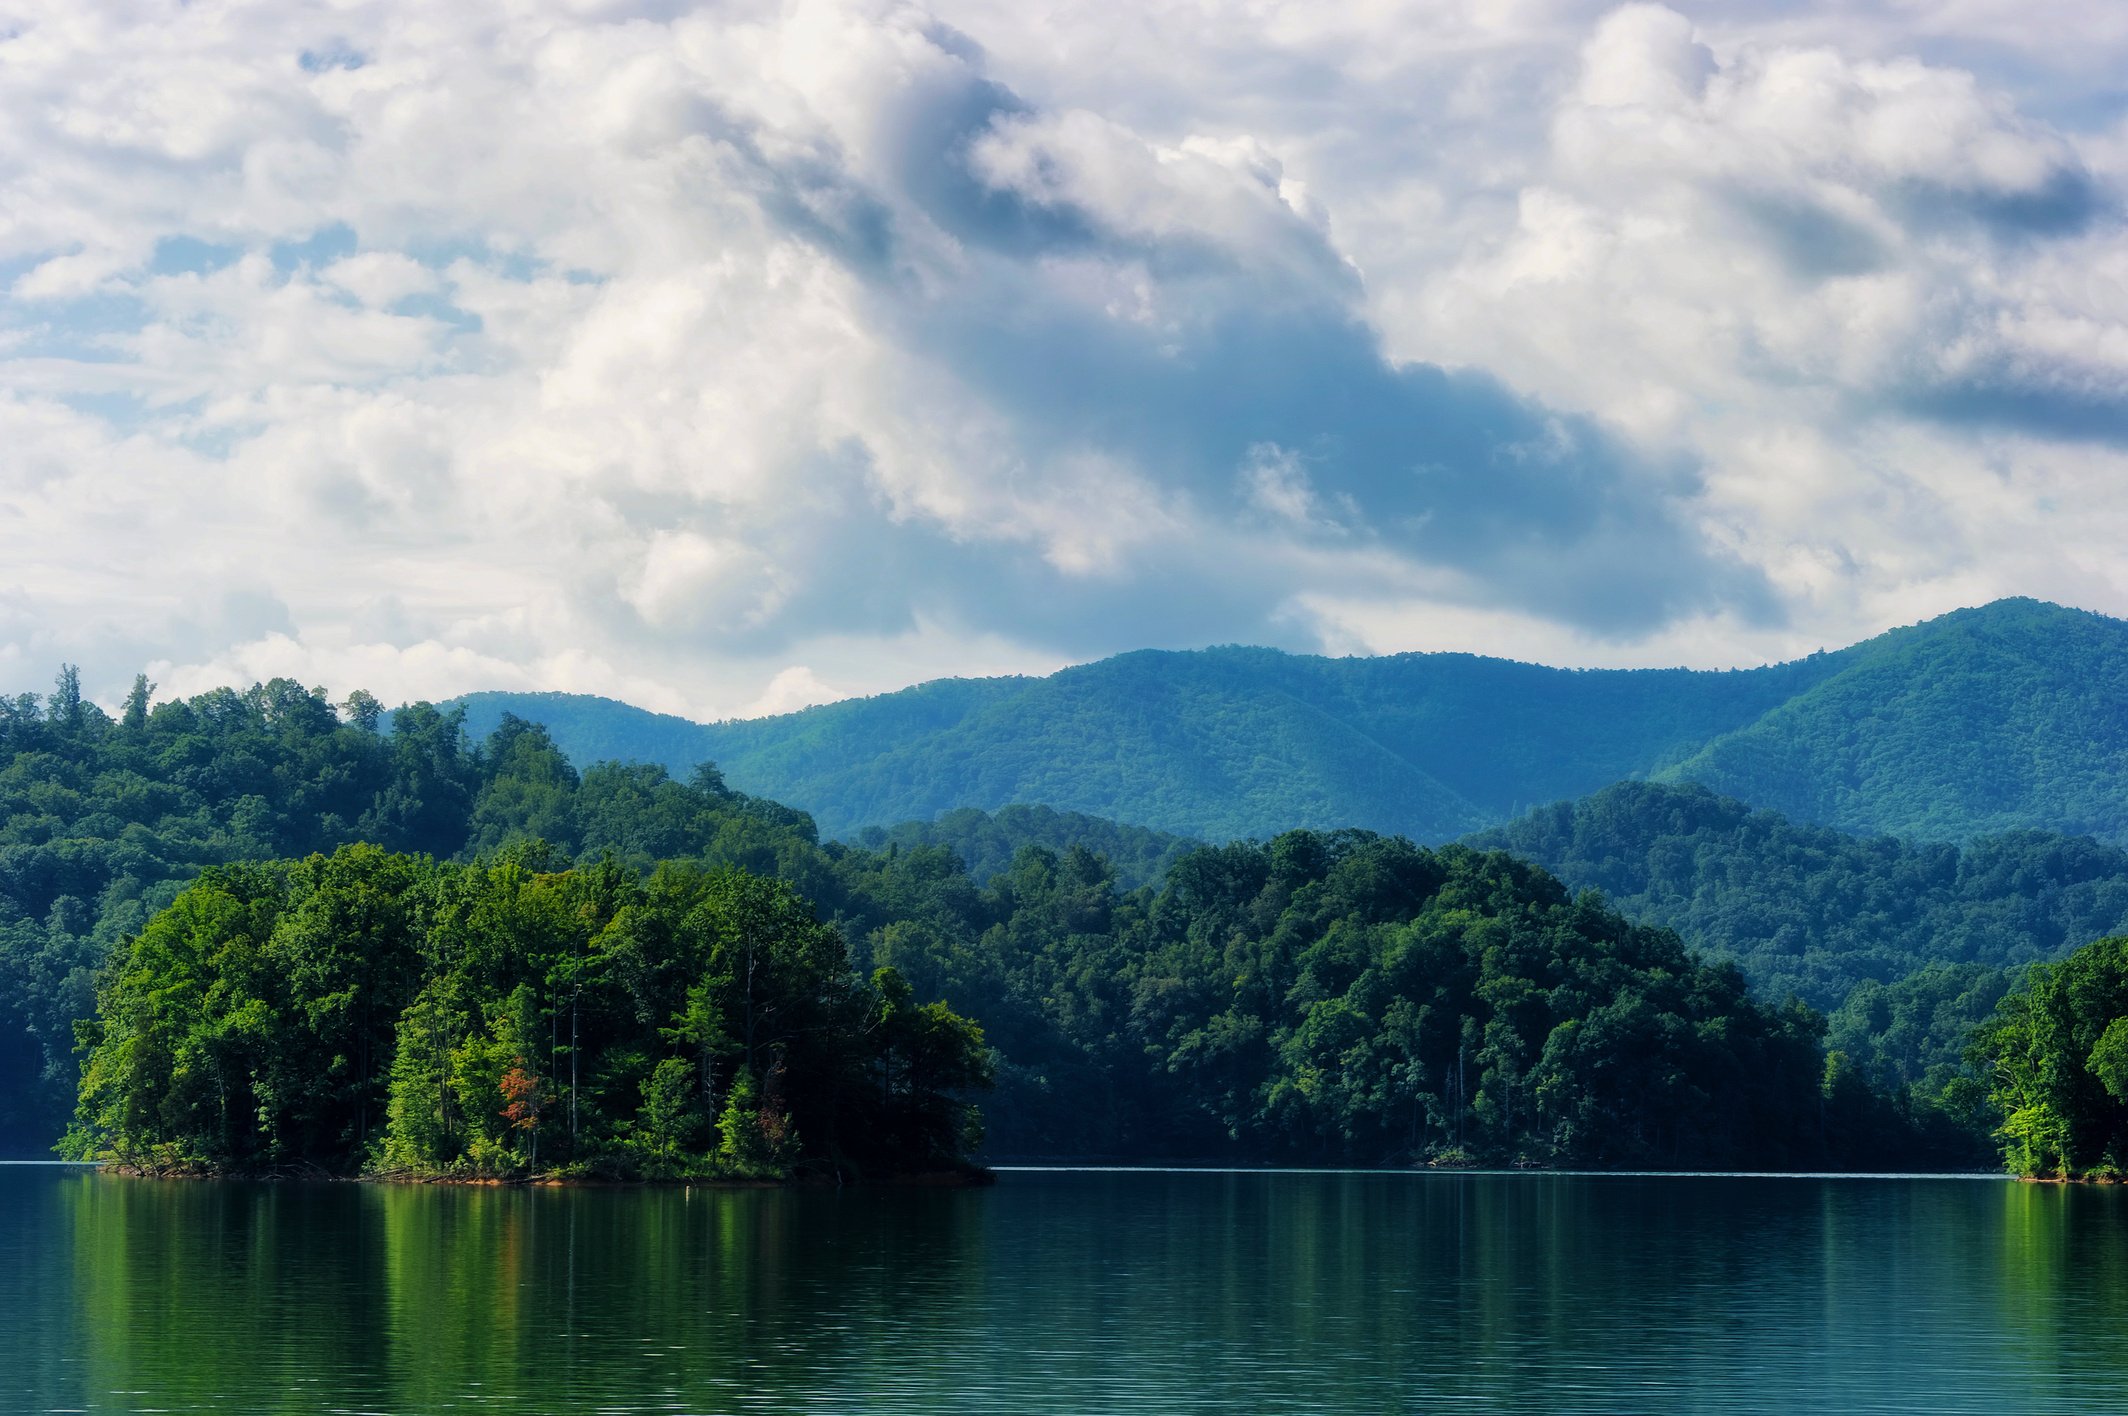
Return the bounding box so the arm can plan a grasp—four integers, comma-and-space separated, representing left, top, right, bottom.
324, 252, 440, 307
743, 664, 838, 717
621, 529, 789, 631
0, 0, 2125, 726
1239, 443, 1357, 536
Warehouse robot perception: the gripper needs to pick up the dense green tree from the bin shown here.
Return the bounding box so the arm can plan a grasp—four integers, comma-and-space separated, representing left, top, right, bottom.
0, 675, 853, 1152
869, 967, 991, 1163
120, 676, 152, 733
635, 1056, 699, 1170
360, 704, 480, 858
69, 849, 991, 1180
848, 831, 1929, 1169
466, 716, 580, 856
1971, 937, 2128, 1177
67, 862, 291, 1170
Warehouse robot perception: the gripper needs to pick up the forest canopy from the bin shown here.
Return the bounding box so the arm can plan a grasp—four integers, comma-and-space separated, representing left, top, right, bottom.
68, 846, 990, 1181
71, 825, 1981, 1174
1970, 936, 2128, 1180
896, 829, 1960, 1169
0, 672, 841, 1149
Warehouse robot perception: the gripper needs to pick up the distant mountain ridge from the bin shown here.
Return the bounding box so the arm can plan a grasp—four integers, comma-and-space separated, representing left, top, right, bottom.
455, 598, 2128, 845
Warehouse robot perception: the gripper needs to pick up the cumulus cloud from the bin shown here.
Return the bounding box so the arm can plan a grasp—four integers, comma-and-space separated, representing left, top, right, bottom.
0, 0, 2124, 718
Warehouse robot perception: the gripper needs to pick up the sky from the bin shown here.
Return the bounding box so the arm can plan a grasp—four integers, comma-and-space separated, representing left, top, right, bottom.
3, 0, 2127, 720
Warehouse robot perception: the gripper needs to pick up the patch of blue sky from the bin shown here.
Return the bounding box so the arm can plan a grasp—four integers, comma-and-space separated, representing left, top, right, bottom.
269, 223, 359, 274
31, 379, 230, 441
399, 237, 546, 284
0, 291, 151, 362
297, 41, 366, 74
169, 414, 249, 459
150, 236, 243, 277
259, 228, 603, 291
391, 292, 483, 334
2028, 82, 2128, 136
48, 389, 152, 426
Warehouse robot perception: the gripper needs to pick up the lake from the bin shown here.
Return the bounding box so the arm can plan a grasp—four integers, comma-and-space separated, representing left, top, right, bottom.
4, 1164, 2126, 1413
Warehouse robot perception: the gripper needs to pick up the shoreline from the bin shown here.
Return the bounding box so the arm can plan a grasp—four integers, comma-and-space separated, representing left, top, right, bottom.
78, 1159, 2013, 1184
93, 1161, 998, 1189
2017, 1173, 2128, 1184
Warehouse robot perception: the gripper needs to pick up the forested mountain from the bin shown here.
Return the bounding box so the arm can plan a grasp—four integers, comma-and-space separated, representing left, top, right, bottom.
457, 599, 2128, 844
1470, 780, 2128, 1011
461, 649, 1835, 840
20, 625, 2125, 1172
1669, 599, 2128, 842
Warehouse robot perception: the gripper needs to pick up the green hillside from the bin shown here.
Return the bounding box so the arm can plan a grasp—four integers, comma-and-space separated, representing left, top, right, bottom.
1661, 600, 2128, 842
459, 598, 2128, 845
1471, 779, 2128, 1011
457, 647, 1839, 841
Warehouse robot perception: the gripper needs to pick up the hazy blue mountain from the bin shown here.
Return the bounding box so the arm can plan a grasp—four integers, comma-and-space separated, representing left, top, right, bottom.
456, 598, 2128, 844
457, 649, 1836, 840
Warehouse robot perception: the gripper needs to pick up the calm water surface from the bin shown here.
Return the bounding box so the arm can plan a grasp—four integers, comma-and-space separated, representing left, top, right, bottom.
4, 1164, 2125, 1413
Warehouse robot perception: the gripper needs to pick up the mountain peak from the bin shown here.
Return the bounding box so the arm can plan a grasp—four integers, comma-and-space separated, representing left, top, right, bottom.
456, 596, 2128, 845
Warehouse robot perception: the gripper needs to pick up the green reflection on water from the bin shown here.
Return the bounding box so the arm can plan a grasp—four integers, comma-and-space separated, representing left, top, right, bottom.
16, 1168, 2128, 1413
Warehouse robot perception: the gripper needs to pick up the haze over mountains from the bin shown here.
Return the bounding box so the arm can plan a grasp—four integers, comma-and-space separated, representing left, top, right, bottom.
458, 598, 2128, 847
